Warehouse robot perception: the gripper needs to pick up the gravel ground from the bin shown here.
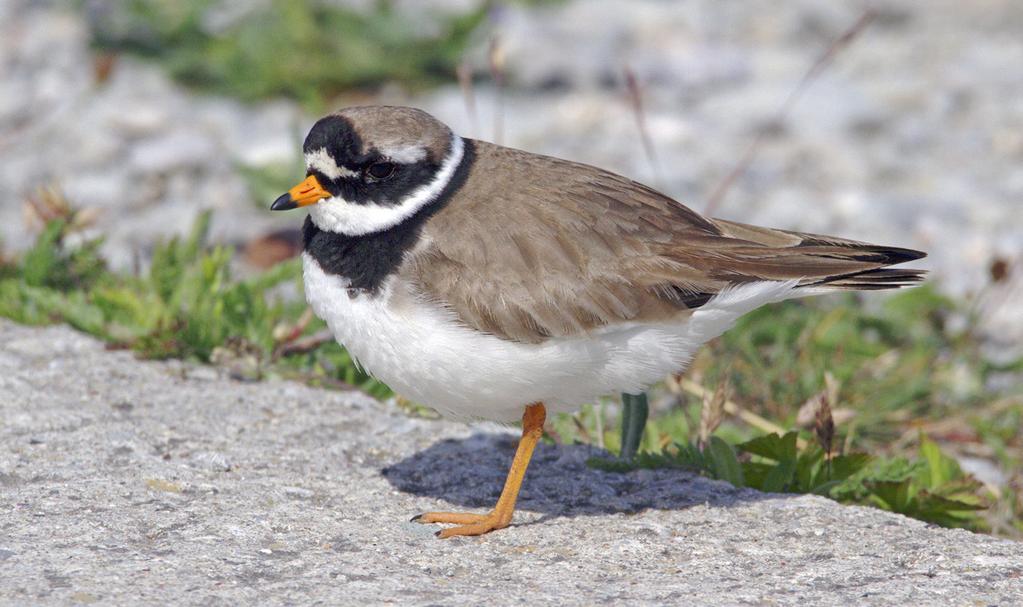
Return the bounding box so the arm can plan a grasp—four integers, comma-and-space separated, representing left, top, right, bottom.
3, 320, 1023, 606
1, 0, 1021, 349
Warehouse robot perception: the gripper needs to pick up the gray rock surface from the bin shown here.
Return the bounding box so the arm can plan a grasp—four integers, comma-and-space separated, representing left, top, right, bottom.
2, 319, 1022, 606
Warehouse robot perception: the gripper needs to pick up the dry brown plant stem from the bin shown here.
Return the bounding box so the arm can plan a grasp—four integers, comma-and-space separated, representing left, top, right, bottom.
671, 376, 809, 450
624, 65, 662, 187
703, 9, 876, 216
488, 35, 506, 145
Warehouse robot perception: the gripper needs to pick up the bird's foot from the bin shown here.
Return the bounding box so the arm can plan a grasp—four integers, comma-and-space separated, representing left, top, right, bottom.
412, 403, 545, 539
411, 510, 512, 538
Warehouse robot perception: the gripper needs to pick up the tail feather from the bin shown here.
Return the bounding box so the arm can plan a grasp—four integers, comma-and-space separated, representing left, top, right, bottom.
801, 267, 928, 291
709, 218, 927, 293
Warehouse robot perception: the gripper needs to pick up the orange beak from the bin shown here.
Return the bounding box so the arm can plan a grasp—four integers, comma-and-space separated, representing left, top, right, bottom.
271, 174, 331, 211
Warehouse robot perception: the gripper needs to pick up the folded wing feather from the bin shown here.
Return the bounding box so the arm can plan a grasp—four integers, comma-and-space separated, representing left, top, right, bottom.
403, 140, 925, 344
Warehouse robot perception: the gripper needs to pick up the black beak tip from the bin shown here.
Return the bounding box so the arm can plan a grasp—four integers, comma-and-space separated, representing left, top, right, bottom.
271, 193, 297, 211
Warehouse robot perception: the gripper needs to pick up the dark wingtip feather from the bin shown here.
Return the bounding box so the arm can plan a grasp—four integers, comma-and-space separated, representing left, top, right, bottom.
806, 268, 928, 291
794, 234, 927, 265
826, 245, 927, 265
873, 246, 926, 265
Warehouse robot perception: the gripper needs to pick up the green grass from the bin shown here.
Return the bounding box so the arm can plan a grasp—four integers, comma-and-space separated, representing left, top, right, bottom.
85, 0, 489, 109
0, 209, 389, 398
2, 206, 1020, 536
589, 431, 987, 530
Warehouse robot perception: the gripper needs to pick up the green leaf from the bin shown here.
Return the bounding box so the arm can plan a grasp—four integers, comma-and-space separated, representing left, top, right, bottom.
829, 453, 873, 482
738, 431, 798, 462
586, 457, 635, 473
183, 210, 212, 261
21, 220, 64, 287
810, 480, 844, 496
671, 442, 714, 474
916, 490, 986, 513
740, 461, 774, 491
707, 436, 745, 487
762, 456, 797, 493
794, 444, 825, 491
918, 434, 962, 490
867, 479, 914, 512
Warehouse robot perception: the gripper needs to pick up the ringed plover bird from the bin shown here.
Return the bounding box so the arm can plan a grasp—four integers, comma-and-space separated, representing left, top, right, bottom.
271, 106, 925, 538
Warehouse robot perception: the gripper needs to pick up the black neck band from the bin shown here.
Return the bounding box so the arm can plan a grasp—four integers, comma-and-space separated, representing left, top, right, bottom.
302, 138, 476, 295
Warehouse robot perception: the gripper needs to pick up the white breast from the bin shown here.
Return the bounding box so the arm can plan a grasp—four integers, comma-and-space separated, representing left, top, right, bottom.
302, 253, 800, 422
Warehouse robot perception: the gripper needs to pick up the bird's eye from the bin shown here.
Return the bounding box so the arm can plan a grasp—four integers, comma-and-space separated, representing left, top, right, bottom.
365, 162, 395, 180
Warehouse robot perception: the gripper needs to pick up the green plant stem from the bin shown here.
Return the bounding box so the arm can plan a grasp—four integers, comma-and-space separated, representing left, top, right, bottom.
620, 392, 649, 460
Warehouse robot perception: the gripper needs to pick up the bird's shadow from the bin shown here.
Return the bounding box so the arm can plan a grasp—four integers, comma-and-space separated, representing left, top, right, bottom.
382, 432, 774, 521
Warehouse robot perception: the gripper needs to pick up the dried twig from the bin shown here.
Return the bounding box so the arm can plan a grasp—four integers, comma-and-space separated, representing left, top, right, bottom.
798, 370, 845, 412
273, 307, 314, 346
544, 425, 565, 445
698, 380, 728, 449
275, 328, 334, 358
456, 61, 480, 138
703, 9, 876, 216
968, 252, 1021, 328
674, 377, 808, 449
624, 65, 662, 187
23, 185, 100, 234
93, 51, 118, 83
488, 35, 506, 145
815, 389, 835, 459
572, 414, 592, 444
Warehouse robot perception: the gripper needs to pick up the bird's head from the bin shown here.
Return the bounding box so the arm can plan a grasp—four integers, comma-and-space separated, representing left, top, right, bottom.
271, 106, 463, 236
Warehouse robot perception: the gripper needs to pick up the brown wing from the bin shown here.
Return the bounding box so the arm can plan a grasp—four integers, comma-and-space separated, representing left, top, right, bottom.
403, 140, 924, 344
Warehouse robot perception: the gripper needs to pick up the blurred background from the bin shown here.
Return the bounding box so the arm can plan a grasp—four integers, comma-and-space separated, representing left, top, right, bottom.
1, 0, 1021, 534
3, 0, 1022, 345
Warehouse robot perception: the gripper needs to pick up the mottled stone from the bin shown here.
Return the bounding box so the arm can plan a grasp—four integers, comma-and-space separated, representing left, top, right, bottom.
2, 320, 1022, 605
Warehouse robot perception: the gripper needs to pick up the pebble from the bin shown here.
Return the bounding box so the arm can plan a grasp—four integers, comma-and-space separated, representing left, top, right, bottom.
190, 452, 233, 473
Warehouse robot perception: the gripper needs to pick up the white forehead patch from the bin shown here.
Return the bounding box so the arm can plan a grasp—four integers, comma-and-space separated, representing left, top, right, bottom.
378, 145, 427, 164
305, 148, 358, 180
309, 135, 464, 237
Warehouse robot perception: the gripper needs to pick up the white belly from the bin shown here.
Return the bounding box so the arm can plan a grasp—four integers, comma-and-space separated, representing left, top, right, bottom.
302, 253, 800, 422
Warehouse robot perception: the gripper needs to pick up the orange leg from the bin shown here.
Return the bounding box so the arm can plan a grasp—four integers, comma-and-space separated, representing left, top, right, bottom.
413, 402, 546, 538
